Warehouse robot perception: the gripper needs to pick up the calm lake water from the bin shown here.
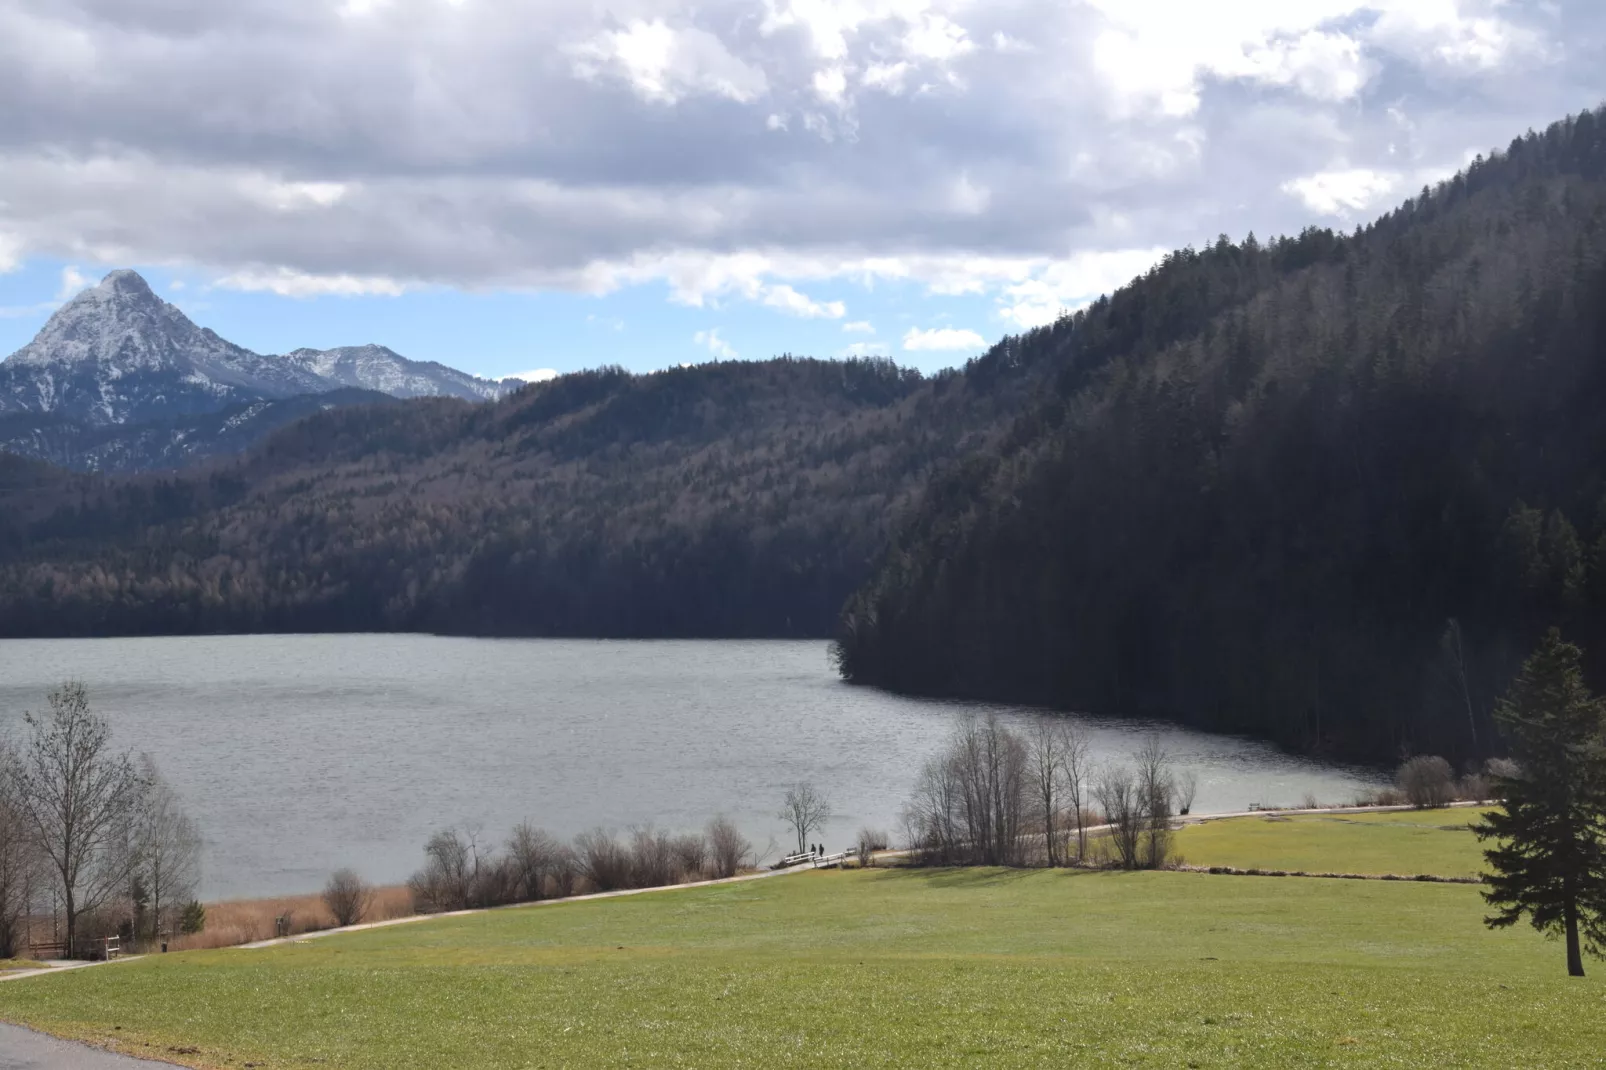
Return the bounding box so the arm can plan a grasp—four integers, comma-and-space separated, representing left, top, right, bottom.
0, 636, 1385, 899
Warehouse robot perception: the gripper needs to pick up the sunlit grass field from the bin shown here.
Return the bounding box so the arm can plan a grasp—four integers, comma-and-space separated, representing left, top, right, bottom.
1174, 807, 1490, 878
1, 840, 1601, 1069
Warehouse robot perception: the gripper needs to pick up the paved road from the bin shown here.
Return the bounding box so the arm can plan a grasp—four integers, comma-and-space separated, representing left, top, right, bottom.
0, 1023, 179, 1069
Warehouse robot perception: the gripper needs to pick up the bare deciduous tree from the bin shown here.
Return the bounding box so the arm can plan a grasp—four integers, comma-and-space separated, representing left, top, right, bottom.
778, 782, 832, 856
133, 754, 200, 942
1095, 764, 1144, 869
1135, 735, 1176, 869
706, 815, 750, 880
12, 684, 145, 955
1059, 722, 1092, 864
0, 740, 42, 959
1027, 721, 1064, 866
904, 715, 1030, 867
322, 868, 373, 928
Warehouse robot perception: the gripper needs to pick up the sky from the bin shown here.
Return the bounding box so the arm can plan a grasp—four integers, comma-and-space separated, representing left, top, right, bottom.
0, 1, 1603, 383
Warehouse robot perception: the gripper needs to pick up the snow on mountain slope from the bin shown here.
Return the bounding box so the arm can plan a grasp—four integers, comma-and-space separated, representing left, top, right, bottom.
285, 345, 511, 402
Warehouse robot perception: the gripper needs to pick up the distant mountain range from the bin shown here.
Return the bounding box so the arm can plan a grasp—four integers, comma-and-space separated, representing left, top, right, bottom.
0, 270, 513, 470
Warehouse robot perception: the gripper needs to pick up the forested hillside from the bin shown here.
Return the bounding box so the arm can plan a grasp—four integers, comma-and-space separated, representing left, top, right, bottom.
834, 106, 1606, 764
0, 355, 1043, 638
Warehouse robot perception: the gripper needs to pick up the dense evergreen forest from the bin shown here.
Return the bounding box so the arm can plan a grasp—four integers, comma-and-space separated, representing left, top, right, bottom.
834, 105, 1606, 765
0, 355, 1046, 639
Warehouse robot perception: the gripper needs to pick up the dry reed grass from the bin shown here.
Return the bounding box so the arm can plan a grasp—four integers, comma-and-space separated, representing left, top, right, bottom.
169, 885, 414, 951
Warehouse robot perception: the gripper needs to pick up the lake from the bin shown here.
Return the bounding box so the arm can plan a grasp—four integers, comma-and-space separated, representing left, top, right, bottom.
0, 635, 1385, 899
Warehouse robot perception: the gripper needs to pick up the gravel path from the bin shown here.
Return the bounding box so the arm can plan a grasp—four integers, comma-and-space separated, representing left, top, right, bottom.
0, 1023, 179, 1069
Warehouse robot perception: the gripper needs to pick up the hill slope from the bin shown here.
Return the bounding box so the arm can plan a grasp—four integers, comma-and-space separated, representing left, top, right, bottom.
0, 355, 1040, 638
834, 106, 1606, 763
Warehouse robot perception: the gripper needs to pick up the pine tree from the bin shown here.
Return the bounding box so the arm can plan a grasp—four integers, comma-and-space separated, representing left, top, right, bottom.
1475, 629, 1606, 976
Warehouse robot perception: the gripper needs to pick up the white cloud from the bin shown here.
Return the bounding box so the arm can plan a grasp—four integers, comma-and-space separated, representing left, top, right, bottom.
842, 320, 875, 333
507, 368, 559, 383
841, 341, 889, 357
1282, 168, 1402, 215
55, 265, 91, 301
694, 327, 739, 359
903, 326, 986, 352
997, 247, 1168, 329
762, 283, 845, 318
812, 65, 848, 105
902, 13, 974, 61
862, 61, 911, 94
214, 268, 409, 297
576, 19, 768, 105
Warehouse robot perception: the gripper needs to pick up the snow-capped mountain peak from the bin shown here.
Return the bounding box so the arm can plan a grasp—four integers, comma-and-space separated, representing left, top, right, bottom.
0, 270, 511, 427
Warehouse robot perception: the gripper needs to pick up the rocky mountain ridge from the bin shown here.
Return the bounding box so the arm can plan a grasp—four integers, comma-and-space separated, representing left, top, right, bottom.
0, 269, 514, 469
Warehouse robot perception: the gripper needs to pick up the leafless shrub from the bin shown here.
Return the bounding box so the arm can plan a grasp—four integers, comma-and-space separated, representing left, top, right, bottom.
671, 833, 708, 881
1456, 772, 1490, 803
628, 826, 676, 888
574, 828, 632, 892
1174, 770, 1200, 817
322, 869, 374, 928
855, 827, 888, 867
408, 828, 475, 913
706, 816, 750, 880
1301, 792, 1320, 810
1483, 757, 1520, 800
507, 822, 564, 902
1397, 755, 1455, 809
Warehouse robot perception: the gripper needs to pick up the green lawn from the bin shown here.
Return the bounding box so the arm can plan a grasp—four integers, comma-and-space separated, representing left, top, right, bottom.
1175, 807, 1489, 878
0, 864, 1600, 1069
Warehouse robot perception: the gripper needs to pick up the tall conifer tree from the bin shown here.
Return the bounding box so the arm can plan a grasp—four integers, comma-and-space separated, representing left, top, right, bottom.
1475, 629, 1606, 976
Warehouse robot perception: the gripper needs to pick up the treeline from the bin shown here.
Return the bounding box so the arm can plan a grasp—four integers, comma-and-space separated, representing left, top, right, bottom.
900, 714, 1191, 870
836, 105, 1606, 764
406, 818, 753, 913
0, 356, 1042, 640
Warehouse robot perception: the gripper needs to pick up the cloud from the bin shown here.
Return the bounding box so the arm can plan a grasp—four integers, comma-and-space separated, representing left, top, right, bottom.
214, 268, 409, 297
694, 327, 739, 359
903, 326, 986, 352
841, 341, 889, 357
507, 367, 559, 383
55, 265, 92, 301
761, 283, 845, 318
1282, 168, 1403, 215
574, 19, 768, 105
0, 0, 1587, 327
842, 320, 875, 333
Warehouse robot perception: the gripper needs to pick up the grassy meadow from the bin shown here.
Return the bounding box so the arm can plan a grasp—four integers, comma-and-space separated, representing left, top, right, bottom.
0, 809, 1600, 1069
1173, 807, 1490, 878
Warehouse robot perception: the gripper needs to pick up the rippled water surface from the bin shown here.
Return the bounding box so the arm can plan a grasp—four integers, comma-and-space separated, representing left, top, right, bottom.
0, 636, 1384, 898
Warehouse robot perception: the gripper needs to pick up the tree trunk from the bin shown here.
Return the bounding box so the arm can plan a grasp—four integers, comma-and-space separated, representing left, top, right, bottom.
63, 887, 76, 960
1565, 901, 1585, 978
